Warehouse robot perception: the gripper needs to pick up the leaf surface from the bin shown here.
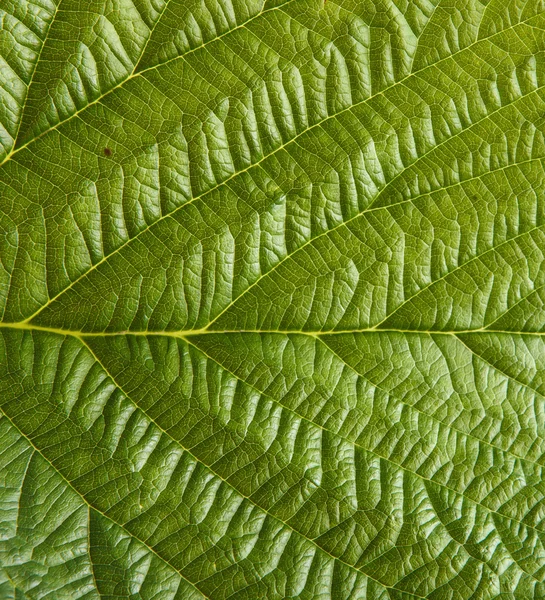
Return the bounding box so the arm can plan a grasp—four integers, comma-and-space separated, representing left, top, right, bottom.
2, 0, 545, 597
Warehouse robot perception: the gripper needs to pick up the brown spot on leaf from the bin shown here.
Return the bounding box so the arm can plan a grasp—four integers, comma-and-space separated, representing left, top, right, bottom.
103, 147, 112, 157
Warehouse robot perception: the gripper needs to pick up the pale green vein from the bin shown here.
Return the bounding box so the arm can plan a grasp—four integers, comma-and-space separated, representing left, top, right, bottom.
0, 566, 30, 600
131, 0, 174, 75
187, 329, 545, 489
4, 321, 545, 337
14, 448, 33, 535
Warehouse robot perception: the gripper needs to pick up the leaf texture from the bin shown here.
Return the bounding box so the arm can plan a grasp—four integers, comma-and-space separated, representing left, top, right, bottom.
2, 0, 545, 598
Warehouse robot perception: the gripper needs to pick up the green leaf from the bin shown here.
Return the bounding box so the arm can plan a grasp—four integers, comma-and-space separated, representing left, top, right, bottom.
1, 0, 545, 597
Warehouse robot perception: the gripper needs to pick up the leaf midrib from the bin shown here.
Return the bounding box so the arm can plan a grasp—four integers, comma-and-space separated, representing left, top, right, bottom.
3, 321, 545, 337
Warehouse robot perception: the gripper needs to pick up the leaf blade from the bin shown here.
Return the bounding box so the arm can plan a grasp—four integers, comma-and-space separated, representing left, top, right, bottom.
2, 1, 545, 597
